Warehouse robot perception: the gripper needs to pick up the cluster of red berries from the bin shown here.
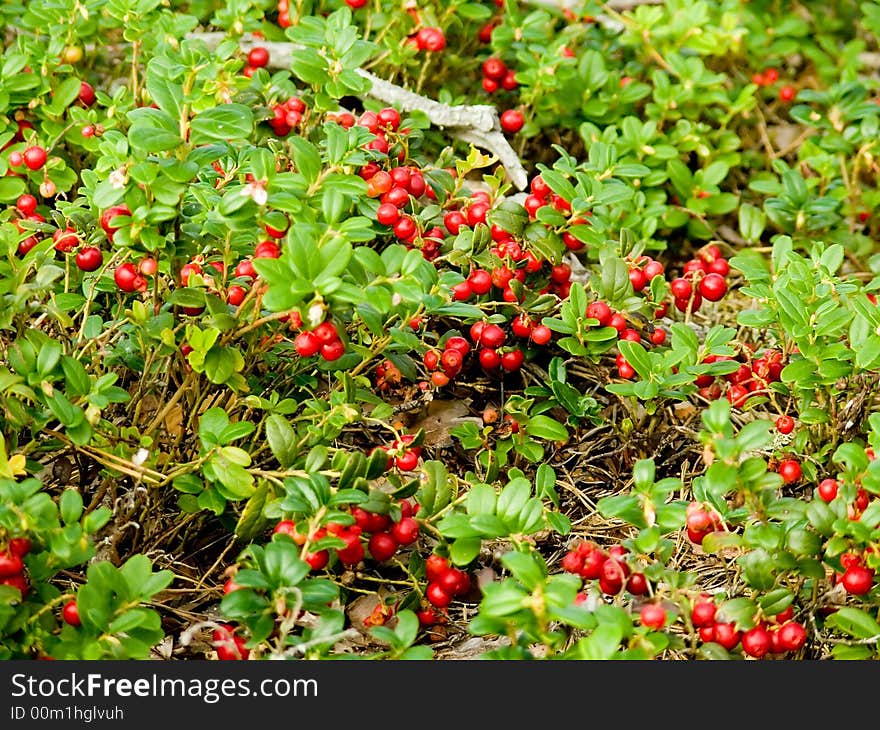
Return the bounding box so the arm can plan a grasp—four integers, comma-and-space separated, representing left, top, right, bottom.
667, 244, 730, 314
242, 46, 270, 77
293, 320, 345, 362
684, 501, 726, 546
373, 433, 424, 472
419, 553, 470, 621
751, 67, 796, 102
693, 345, 785, 406
691, 595, 807, 657
271, 498, 421, 571
12, 193, 47, 256
480, 56, 518, 94
422, 335, 471, 387
373, 359, 403, 393
276, 0, 291, 27
7, 144, 47, 171
522, 175, 589, 252
0, 538, 31, 597
561, 541, 648, 597
834, 551, 876, 596
406, 27, 446, 52
816, 474, 875, 522
212, 624, 250, 660
580, 297, 666, 379
268, 95, 306, 136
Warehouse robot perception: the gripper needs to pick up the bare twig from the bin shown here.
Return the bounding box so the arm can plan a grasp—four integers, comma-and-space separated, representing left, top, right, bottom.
189, 32, 529, 190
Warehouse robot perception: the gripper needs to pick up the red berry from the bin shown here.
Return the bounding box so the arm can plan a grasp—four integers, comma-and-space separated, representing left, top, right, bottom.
377, 202, 400, 226
395, 450, 420, 472
779, 85, 796, 102
74, 246, 103, 272
639, 604, 666, 629
390, 516, 420, 545
294, 331, 321, 357
451, 281, 473, 301
0, 550, 23, 578
500, 348, 524, 371
626, 572, 648, 595
841, 565, 874, 595
500, 109, 524, 134
530, 325, 552, 345
586, 301, 612, 327
670, 277, 693, 299
320, 340, 345, 361
550, 263, 571, 284
440, 348, 463, 377
712, 622, 741, 650
16, 194, 37, 215
698, 273, 728, 302
691, 600, 717, 628
426, 554, 450, 582
8, 538, 31, 557
227, 285, 247, 306
482, 57, 507, 81
114, 263, 146, 293
212, 626, 250, 660
775, 415, 795, 434
478, 324, 506, 349
468, 269, 493, 295
303, 549, 329, 571
61, 599, 81, 627
479, 348, 501, 369
817, 478, 838, 502
741, 625, 772, 658
23, 145, 47, 170
254, 240, 281, 259
777, 621, 807, 652
79, 81, 96, 106
416, 27, 446, 52
778, 459, 802, 484
444, 336, 471, 356
313, 321, 339, 344
100, 204, 131, 241
247, 46, 270, 68
426, 582, 452, 608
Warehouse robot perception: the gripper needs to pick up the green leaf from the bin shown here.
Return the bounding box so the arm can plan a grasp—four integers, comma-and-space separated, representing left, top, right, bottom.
500, 551, 545, 591
525, 415, 568, 442
235, 480, 274, 541
578, 623, 623, 659
449, 537, 481, 566
265, 414, 298, 468
190, 104, 255, 145
467, 483, 497, 515
60, 488, 83, 525
825, 607, 880, 639
716, 597, 758, 630
288, 136, 323, 186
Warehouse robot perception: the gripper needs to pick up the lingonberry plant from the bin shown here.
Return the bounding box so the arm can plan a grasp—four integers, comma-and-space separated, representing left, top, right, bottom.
2, 0, 880, 661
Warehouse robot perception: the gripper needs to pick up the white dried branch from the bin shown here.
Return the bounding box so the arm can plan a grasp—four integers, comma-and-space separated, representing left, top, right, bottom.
189, 32, 529, 190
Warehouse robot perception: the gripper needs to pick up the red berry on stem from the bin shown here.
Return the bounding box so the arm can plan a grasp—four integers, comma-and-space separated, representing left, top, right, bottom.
817, 478, 839, 502
62, 600, 81, 627
23, 145, 47, 170
778, 459, 802, 484
698, 273, 728, 302
741, 625, 772, 658
390, 516, 420, 546
500, 110, 524, 134
842, 565, 874, 595
639, 604, 666, 629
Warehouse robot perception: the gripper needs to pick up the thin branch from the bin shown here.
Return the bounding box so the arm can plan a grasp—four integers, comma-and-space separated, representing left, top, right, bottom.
189, 32, 529, 190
